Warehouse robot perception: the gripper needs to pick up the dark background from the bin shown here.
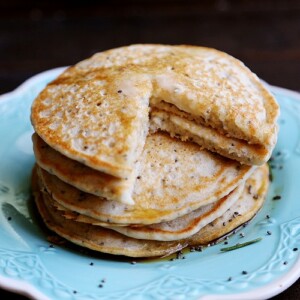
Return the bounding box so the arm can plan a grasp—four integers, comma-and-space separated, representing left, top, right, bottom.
0, 0, 300, 299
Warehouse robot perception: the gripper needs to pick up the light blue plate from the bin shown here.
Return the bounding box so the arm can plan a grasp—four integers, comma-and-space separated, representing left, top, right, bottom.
0, 68, 300, 300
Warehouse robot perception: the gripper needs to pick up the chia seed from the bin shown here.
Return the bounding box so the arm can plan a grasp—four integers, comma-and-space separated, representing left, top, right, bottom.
195, 246, 203, 252
247, 185, 252, 194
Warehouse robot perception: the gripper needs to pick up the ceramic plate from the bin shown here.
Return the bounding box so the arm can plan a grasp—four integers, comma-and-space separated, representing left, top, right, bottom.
0, 68, 300, 300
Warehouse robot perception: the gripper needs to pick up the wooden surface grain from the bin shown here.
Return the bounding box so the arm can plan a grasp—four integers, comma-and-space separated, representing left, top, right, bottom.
0, 0, 299, 299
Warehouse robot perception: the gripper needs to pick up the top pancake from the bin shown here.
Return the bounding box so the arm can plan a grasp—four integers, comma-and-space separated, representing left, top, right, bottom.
31, 45, 279, 178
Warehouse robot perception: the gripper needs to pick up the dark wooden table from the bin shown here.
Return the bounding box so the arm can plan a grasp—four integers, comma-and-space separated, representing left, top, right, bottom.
1, 1, 300, 299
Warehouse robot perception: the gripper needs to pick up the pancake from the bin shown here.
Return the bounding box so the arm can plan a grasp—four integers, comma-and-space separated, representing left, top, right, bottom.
36, 132, 255, 225
34, 189, 187, 257
33, 131, 253, 206
188, 163, 269, 245
150, 109, 270, 165
32, 164, 268, 257
40, 174, 244, 238
31, 66, 151, 179
31, 45, 279, 185
32, 133, 135, 205
109, 184, 243, 241
111, 165, 267, 241
44, 194, 128, 228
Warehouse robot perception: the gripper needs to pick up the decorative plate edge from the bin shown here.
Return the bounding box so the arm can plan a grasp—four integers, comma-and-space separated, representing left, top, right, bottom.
0, 274, 50, 300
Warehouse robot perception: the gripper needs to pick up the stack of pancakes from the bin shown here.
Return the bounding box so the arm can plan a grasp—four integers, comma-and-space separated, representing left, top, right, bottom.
30, 45, 279, 257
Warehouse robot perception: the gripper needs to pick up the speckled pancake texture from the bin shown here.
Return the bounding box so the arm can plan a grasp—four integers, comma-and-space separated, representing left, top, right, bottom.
30, 44, 277, 257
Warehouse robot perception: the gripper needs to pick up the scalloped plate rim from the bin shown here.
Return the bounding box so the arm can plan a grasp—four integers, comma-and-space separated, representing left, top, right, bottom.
0, 68, 300, 300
